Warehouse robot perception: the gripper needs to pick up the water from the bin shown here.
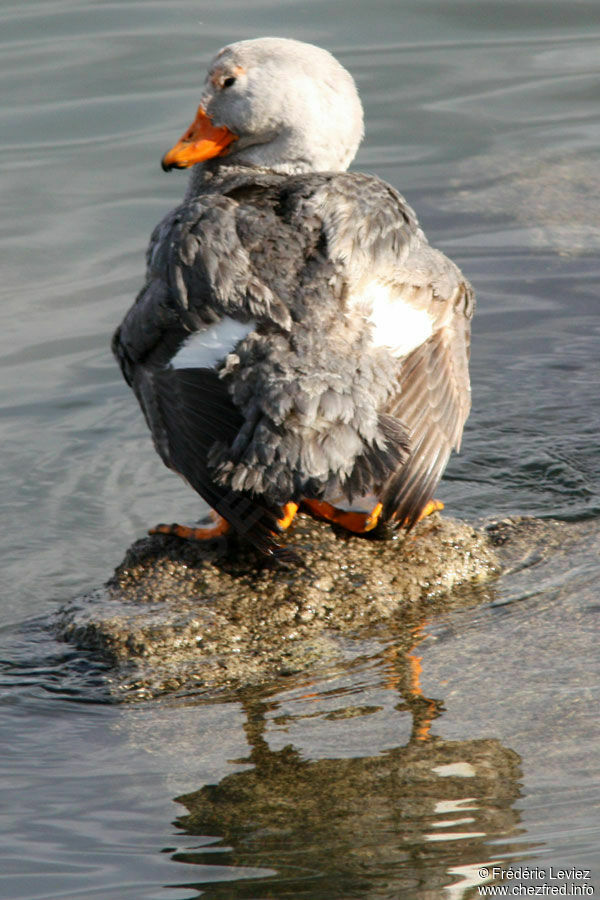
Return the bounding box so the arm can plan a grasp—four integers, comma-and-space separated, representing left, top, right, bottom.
1, 0, 599, 897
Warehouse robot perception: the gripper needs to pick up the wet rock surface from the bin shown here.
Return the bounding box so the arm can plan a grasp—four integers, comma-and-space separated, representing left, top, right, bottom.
53, 513, 564, 699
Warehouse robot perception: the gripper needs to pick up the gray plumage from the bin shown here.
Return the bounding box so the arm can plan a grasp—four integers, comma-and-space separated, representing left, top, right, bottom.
112, 38, 473, 556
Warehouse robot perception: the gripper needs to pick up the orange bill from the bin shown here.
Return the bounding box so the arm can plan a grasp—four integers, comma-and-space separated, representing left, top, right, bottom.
161, 106, 237, 171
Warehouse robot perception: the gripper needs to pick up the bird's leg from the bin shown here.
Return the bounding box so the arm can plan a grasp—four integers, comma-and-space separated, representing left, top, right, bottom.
149, 509, 230, 541
300, 499, 383, 534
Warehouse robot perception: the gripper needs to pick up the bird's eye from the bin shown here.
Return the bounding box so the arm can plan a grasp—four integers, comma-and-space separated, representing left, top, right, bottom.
222, 76, 236, 88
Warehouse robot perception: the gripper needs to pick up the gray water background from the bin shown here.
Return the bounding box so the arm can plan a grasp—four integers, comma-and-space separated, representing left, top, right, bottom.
1, 1, 599, 898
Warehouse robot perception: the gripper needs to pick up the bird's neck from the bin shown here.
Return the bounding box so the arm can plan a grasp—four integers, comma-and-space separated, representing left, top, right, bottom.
184, 158, 313, 200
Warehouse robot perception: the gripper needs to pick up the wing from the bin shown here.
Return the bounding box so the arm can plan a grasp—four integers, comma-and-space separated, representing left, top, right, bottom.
303, 173, 475, 524
382, 284, 473, 527
112, 182, 305, 559
112, 185, 295, 387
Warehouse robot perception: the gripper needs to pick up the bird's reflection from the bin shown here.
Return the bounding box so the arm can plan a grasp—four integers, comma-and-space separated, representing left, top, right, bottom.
168, 623, 537, 899
386, 621, 444, 742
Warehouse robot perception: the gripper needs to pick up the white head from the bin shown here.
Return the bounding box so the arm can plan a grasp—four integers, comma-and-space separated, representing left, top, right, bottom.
162, 37, 364, 176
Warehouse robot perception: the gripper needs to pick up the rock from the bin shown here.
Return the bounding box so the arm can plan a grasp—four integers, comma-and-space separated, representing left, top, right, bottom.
54, 512, 499, 699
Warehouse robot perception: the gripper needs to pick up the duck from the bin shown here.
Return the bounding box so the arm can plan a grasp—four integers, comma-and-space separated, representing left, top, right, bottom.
112, 37, 474, 561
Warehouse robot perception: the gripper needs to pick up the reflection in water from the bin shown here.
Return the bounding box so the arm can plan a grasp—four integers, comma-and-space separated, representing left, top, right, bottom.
169, 630, 534, 899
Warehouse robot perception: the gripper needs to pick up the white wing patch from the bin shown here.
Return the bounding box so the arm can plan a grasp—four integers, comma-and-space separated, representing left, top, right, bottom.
369, 282, 433, 356
170, 317, 257, 370
353, 281, 434, 358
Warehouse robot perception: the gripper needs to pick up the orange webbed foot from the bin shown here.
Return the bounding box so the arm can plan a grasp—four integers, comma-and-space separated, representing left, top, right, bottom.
414, 499, 444, 524
275, 501, 299, 532
300, 499, 384, 534
149, 512, 230, 541
394, 499, 445, 531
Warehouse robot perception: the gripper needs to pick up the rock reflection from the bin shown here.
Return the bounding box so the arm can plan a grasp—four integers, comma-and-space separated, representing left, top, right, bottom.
170, 629, 532, 899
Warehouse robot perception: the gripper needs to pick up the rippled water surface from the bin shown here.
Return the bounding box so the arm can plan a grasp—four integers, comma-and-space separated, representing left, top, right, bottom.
1, 1, 599, 898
